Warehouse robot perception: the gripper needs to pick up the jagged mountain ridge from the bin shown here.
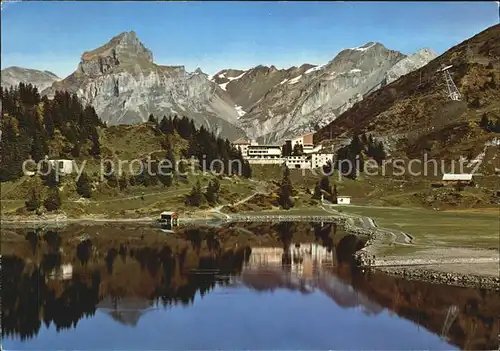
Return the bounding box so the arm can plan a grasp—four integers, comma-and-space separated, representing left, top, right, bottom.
315, 24, 500, 169
212, 42, 437, 143
1, 67, 60, 92
41, 31, 246, 140
5, 31, 437, 142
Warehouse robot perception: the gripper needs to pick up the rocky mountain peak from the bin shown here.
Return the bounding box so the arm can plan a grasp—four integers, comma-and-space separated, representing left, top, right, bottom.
412, 48, 438, 60
1, 66, 60, 91
77, 30, 154, 76
383, 47, 438, 85
324, 41, 404, 75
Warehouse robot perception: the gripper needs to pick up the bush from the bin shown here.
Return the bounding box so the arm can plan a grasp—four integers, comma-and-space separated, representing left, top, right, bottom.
118, 174, 128, 190
185, 181, 206, 207
44, 188, 62, 211
76, 172, 92, 198
25, 188, 42, 212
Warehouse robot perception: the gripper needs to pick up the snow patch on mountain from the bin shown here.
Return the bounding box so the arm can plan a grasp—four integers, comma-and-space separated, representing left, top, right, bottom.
305, 64, 325, 74
235, 105, 246, 118
228, 72, 246, 81
350, 42, 376, 52
288, 75, 302, 84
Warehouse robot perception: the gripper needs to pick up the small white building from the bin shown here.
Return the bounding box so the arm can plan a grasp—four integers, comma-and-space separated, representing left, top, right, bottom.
48, 264, 73, 281
441, 173, 473, 182
49, 159, 74, 175
441, 173, 474, 187
232, 138, 251, 157
337, 196, 351, 205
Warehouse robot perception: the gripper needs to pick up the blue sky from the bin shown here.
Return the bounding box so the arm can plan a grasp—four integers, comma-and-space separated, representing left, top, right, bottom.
1, 1, 498, 78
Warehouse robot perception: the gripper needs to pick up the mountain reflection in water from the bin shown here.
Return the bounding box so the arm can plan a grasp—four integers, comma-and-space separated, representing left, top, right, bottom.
1, 224, 498, 350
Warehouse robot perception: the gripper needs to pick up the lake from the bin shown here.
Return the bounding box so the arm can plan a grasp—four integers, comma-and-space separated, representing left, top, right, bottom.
1, 223, 498, 350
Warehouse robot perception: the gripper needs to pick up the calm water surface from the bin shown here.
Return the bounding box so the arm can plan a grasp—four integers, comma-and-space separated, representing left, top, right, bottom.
1, 223, 497, 350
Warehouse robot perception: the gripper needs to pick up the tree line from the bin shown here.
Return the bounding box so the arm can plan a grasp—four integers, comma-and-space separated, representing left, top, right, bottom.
334, 133, 386, 179
3, 87, 253, 211
1, 83, 104, 182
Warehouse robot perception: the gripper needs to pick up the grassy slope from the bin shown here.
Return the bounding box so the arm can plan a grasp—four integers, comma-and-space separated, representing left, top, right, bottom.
337, 205, 499, 250
0, 122, 257, 218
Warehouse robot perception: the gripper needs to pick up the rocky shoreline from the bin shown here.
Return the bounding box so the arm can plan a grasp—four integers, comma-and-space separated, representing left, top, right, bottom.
351, 227, 500, 291
378, 266, 499, 290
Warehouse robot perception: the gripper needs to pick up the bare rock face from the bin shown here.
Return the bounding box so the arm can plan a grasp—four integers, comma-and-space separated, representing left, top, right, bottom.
314, 24, 500, 167
1, 66, 60, 91
10, 30, 437, 143
384, 48, 438, 85
42, 31, 245, 140
77, 31, 153, 77
215, 42, 436, 143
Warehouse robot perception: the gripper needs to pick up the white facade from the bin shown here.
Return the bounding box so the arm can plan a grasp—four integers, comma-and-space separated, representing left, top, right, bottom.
245, 145, 283, 164
247, 158, 284, 165
233, 138, 251, 157
337, 196, 351, 205
247, 145, 282, 157
285, 155, 311, 169
312, 154, 335, 169
237, 133, 335, 169
236, 144, 250, 157
49, 159, 74, 175
303, 145, 322, 154
291, 132, 314, 146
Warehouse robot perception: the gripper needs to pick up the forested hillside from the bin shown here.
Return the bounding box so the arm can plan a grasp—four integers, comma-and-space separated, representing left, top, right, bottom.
1, 83, 104, 182
1, 83, 252, 184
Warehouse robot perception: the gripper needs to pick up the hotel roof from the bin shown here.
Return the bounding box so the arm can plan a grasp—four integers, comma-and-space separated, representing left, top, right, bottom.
233, 138, 251, 145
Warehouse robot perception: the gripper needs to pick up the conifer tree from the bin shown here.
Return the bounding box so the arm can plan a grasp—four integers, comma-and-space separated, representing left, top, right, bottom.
177, 159, 188, 181
319, 176, 330, 193
185, 180, 205, 207
278, 166, 294, 209
76, 172, 92, 198
292, 143, 303, 156
332, 184, 338, 204
44, 187, 62, 211
118, 174, 128, 191
158, 150, 174, 187
42, 166, 60, 188
479, 114, 489, 130
25, 188, 42, 212
205, 178, 220, 205
312, 182, 322, 200
148, 114, 157, 124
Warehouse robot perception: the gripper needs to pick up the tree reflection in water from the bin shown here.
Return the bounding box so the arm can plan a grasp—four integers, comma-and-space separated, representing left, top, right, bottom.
1, 224, 498, 350
1, 233, 250, 341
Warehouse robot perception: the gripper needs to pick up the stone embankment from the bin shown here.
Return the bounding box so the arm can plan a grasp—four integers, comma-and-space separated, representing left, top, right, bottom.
377, 267, 500, 290
227, 215, 344, 224
352, 224, 500, 290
